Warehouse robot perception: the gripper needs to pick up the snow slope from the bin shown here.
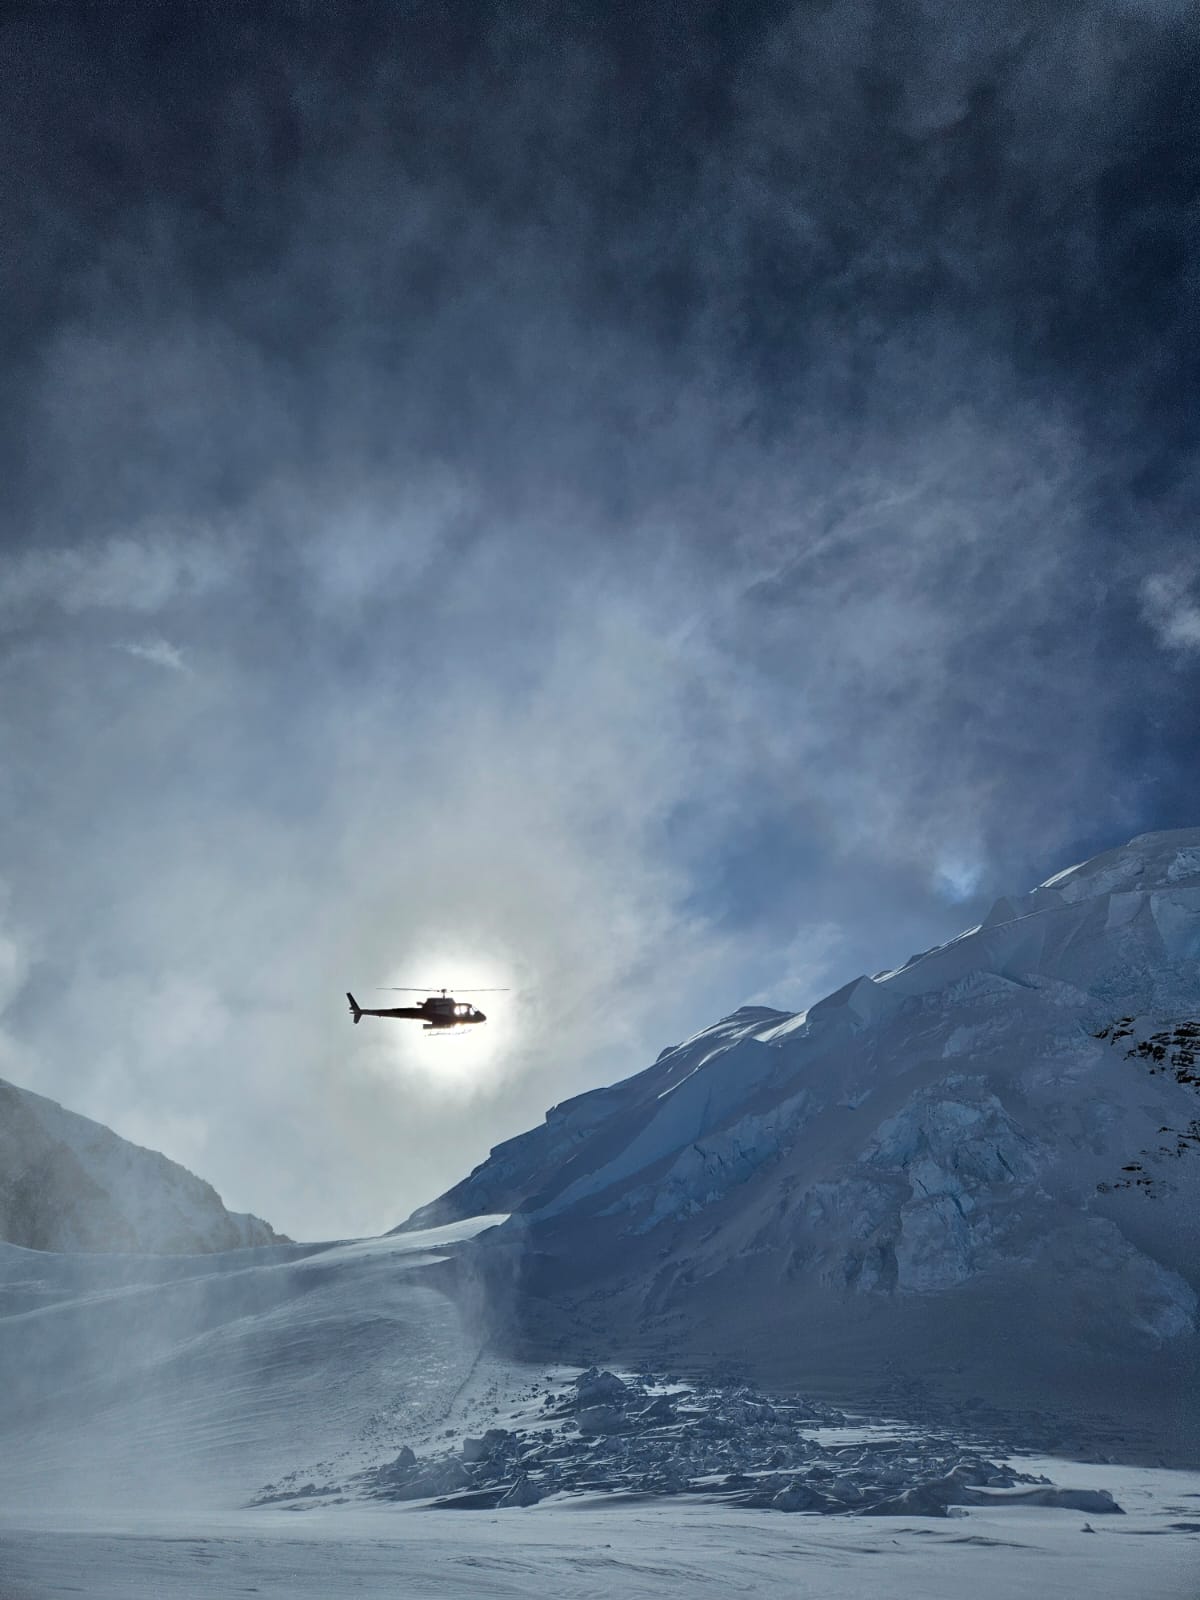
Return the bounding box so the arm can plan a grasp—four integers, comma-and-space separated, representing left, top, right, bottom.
0, 1218, 505, 1514
400, 830, 1200, 1452
0, 1077, 284, 1253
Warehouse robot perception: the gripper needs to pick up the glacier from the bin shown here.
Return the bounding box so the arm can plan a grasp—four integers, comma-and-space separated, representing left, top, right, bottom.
400, 830, 1200, 1456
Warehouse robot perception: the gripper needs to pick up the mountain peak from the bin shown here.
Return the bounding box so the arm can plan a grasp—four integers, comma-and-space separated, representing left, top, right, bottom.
1034, 827, 1200, 903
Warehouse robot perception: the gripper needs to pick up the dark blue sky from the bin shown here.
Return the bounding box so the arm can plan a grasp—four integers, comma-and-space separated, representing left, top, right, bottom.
1, 1, 1197, 1235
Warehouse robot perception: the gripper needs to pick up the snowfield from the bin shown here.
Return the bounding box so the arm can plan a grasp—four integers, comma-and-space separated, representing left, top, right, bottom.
4, 1484, 1200, 1600
0, 1218, 1197, 1598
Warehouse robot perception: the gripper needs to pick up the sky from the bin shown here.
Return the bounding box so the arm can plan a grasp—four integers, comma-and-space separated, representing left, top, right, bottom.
1, 0, 1197, 1240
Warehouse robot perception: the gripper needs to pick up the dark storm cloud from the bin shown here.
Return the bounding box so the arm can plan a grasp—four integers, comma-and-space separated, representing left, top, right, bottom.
0, 1, 1196, 1234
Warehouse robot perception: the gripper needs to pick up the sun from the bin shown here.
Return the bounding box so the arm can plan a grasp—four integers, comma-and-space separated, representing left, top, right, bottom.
368, 962, 519, 1094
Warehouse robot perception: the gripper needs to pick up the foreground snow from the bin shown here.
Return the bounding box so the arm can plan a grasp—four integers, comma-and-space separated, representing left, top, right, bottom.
3, 1476, 1199, 1600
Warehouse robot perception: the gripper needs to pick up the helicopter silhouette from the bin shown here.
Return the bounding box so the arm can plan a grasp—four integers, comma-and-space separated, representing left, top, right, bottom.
346, 986, 506, 1030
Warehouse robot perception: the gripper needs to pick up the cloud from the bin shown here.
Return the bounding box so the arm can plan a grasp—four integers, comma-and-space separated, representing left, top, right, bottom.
0, 1, 1197, 1236
0, 897, 30, 1018
745, 924, 846, 1012
117, 637, 191, 673
1141, 572, 1200, 654
1, 529, 229, 623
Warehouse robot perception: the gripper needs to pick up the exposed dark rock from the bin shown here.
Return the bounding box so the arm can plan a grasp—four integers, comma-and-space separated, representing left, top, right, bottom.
498, 1474, 541, 1508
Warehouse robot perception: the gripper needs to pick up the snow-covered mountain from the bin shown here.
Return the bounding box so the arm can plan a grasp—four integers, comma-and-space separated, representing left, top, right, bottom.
0, 1077, 284, 1253
402, 829, 1200, 1443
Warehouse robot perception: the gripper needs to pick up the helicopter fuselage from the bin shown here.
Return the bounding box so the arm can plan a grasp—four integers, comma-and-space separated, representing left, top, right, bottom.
347, 992, 486, 1028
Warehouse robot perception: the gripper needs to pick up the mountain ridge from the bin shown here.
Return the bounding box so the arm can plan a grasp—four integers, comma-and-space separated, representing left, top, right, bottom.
0, 1075, 285, 1254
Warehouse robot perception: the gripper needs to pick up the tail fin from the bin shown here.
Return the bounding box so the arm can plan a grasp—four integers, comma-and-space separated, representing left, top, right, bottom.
347, 992, 362, 1025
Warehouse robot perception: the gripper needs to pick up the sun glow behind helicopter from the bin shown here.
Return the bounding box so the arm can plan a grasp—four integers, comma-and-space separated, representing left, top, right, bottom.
346, 986, 508, 1031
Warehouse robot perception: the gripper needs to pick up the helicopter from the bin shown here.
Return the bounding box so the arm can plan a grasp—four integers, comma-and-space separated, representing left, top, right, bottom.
346, 986, 506, 1030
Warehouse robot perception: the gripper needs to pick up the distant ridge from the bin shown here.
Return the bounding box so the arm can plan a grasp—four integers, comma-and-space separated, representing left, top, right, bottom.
0, 1077, 285, 1253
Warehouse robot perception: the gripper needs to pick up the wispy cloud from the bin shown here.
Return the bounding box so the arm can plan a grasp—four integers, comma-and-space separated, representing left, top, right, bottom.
1, 529, 229, 623
1142, 572, 1200, 654
117, 637, 191, 674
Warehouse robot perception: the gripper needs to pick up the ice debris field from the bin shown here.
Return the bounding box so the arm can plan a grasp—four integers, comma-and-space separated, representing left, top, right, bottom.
259, 1363, 1125, 1518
